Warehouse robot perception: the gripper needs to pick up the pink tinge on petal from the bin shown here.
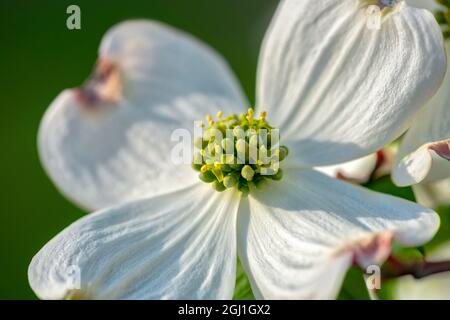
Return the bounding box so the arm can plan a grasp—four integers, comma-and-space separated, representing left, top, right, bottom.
429, 141, 450, 161
373, 148, 396, 179
351, 232, 393, 269
335, 172, 363, 183
74, 58, 123, 111
335, 150, 387, 184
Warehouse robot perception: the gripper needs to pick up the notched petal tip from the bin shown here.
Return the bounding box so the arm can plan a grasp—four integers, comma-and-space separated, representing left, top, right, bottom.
74, 58, 123, 112
393, 140, 450, 187
348, 232, 393, 269
392, 146, 433, 186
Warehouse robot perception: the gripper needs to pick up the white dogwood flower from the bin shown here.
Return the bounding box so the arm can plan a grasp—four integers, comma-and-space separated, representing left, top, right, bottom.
30, 0, 446, 299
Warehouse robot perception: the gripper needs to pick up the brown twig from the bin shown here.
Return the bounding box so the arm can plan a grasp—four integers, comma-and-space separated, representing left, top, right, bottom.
382, 255, 450, 280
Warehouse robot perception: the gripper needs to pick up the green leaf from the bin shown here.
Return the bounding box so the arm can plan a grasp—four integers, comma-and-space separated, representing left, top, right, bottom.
377, 279, 397, 300
364, 176, 415, 201
233, 260, 255, 300
337, 267, 371, 300
425, 205, 450, 252
391, 243, 424, 262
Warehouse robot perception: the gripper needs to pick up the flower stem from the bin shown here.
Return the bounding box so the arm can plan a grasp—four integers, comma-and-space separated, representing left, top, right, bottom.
382, 255, 450, 280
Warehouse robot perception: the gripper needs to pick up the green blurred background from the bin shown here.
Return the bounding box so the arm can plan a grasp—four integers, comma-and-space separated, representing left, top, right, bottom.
0, 0, 279, 299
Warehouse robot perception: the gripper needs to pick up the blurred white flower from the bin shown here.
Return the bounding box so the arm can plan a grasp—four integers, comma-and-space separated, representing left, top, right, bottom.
413, 178, 450, 208
30, 0, 445, 300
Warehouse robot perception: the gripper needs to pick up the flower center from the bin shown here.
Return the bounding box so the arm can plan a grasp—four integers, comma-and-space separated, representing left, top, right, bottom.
192, 108, 289, 194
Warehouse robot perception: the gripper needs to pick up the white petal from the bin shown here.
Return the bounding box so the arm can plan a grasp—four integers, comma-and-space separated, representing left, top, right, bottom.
39, 20, 247, 210
315, 153, 378, 183
393, 141, 450, 187
395, 241, 450, 300
256, 0, 446, 167
237, 168, 439, 299
393, 41, 450, 187
28, 183, 240, 300
413, 178, 450, 208
392, 145, 434, 186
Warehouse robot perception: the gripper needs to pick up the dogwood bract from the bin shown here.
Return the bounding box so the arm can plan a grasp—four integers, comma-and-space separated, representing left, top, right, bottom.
30, 0, 446, 299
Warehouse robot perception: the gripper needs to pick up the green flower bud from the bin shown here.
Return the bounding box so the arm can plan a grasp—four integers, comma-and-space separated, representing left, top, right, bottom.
223, 174, 239, 189
254, 176, 268, 190
258, 145, 270, 165
194, 137, 207, 149
238, 183, 250, 195
221, 154, 235, 165
221, 164, 232, 173
229, 163, 242, 170
236, 139, 248, 154
249, 133, 258, 147
221, 138, 234, 154
192, 152, 203, 165
279, 146, 289, 162
214, 144, 222, 154
212, 180, 226, 192
267, 168, 283, 181
206, 142, 218, 155
241, 165, 255, 181
233, 126, 245, 139
204, 128, 221, 141
199, 171, 216, 183
211, 168, 224, 182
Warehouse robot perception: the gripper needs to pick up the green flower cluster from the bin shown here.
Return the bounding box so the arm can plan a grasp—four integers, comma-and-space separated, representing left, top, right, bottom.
192, 108, 289, 194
